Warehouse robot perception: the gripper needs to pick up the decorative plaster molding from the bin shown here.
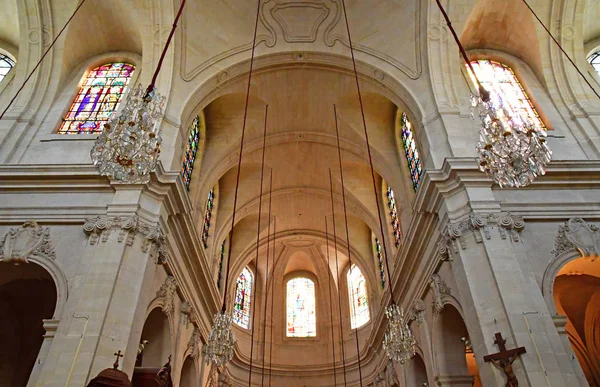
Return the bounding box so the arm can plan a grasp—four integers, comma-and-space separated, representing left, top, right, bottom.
0, 221, 56, 264
181, 301, 194, 329
551, 217, 600, 257
187, 326, 201, 359
430, 274, 451, 315
83, 216, 168, 264
156, 276, 178, 317
369, 359, 399, 387
409, 299, 426, 327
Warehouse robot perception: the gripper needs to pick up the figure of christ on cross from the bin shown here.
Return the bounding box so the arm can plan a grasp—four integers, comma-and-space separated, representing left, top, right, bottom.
483, 332, 527, 387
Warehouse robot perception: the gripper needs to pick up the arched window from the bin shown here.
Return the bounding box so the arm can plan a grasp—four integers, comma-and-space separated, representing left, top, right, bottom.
374, 237, 385, 289
201, 188, 215, 248
58, 62, 135, 134
399, 112, 423, 191
386, 185, 402, 247
0, 54, 15, 84
232, 267, 253, 329
181, 115, 201, 189
589, 50, 600, 75
347, 264, 370, 329
286, 277, 316, 337
467, 60, 545, 131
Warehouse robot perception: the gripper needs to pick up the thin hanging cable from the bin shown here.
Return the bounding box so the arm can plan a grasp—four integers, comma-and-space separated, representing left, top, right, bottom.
329, 168, 348, 387
325, 217, 338, 387
268, 216, 276, 387
333, 106, 363, 387
339, 0, 397, 304
433, 0, 490, 102
221, 0, 261, 313
249, 104, 269, 386
520, 0, 600, 100
261, 171, 273, 387
0, 0, 89, 120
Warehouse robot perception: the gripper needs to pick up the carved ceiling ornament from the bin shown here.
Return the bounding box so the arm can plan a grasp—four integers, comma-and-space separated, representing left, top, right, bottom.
552, 217, 600, 257
83, 216, 168, 264
157, 276, 178, 317
0, 221, 56, 264
430, 273, 451, 316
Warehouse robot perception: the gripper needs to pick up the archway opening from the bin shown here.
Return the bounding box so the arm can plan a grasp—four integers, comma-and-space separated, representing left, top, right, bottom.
405, 353, 428, 386
179, 356, 197, 387
0, 263, 56, 387
553, 255, 600, 385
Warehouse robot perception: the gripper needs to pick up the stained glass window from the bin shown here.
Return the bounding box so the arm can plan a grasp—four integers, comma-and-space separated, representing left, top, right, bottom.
387, 186, 402, 247
181, 115, 201, 189
467, 60, 545, 132
375, 238, 385, 289
201, 189, 215, 248
588, 51, 600, 75
233, 267, 253, 329
217, 240, 226, 290
0, 54, 15, 84
286, 277, 316, 337
58, 62, 135, 134
400, 112, 423, 190
347, 264, 370, 329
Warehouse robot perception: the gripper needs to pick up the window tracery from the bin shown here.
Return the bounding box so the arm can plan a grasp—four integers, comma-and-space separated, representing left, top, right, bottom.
181, 115, 201, 189
399, 112, 423, 190
387, 186, 402, 247
58, 62, 135, 134
348, 264, 370, 329
286, 277, 316, 337
201, 188, 215, 248
467, 60, 545, 132
232, 267, 253, 329
375, 237, 385, 289
0, 54, 15, 84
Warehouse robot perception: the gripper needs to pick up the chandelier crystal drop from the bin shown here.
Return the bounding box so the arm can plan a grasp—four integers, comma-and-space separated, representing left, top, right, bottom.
470, 91, 552, 188
383, 304, 416, 364
203, 311, 236, 367
91, 84, 166, 184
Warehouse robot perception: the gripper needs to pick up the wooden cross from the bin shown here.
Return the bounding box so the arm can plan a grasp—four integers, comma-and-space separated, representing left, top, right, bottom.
483, 333, 526, 387
113, 350, 124, 369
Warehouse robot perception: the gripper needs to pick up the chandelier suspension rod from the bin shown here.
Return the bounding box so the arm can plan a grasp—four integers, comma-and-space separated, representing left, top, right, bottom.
329, 168, 348, 387
325, 217, 338, 387
521, 0, 600, 100
333, 105, 364, 387
339, 1, 396, 312
268, 216, 276, 387
0, 0, 89, 120
220, 0, 262, 313
249, 104, 269, 386
261, 171, 273, 387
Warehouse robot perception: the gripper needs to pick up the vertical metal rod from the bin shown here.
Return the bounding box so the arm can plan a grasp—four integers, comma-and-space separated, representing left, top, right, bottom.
261, 172, 273, 387
325, 217, 338, 386
268, 217, 276, 387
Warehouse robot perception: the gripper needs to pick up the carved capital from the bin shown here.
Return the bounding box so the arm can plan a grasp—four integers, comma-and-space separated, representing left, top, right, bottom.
552, 218, 600, 257
157, 276, 177, 316
0, 221, 56, 264
430, 273, 451, 315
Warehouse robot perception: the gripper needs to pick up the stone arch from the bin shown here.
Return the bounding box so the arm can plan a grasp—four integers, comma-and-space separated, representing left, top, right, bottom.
405, 352, 429, 386
179, 355, 198, 387
542, 249, 582, 316
137, 307, 172, 368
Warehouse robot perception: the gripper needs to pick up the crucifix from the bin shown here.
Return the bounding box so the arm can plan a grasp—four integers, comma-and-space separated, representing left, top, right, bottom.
483, 332, 526, 387
113, 350, 124, 369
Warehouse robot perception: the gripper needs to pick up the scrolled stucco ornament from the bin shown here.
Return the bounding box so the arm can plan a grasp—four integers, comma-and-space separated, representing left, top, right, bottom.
561, 218, 600, 257
430, 273, 451, 315
157, 276, 177, 316
0, 221, 55, 264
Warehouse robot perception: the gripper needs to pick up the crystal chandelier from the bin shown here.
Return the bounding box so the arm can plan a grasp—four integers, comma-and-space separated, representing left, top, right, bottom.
471, 90, 551, 188
203, 311, 236, 367
383, 304, 416, 364
91, 85, 165, 183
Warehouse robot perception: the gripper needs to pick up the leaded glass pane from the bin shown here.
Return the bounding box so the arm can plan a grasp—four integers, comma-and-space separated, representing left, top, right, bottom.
286, 277, 316, 337
348, 264, 370, 329
233, 267, 253, 329
400, 113, 423, 190
0, 54, 15, 84
387, 186, 402, 247
467, 60, 545, 132
181, 115, 201, 189
589, 51, 600, 75
375, 238, 385, 289
201, 188, 215, 248
58, 62, 135, 134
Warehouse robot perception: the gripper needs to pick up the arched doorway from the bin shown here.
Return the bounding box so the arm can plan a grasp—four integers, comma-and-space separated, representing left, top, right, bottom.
179, 356, 197, 387
0, 263, 57, 387
434, 305, 480, 387
404, 353, 428, 386
553, 256, 600, 385
133, 308, 172, 386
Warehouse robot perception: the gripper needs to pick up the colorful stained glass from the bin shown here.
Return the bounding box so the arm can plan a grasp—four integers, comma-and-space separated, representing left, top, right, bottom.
181, 115, 201, 189
387, 186, 402, 247
58, 62, 135, 134
467, 60, 545, 132
375, 238, 385, 289
348, 264, 370, 329
232, 267, 253, 329
286, 277, 316, 337
217, 240, 226, 290
201, 189, 215, 248
588, 51, 600, 75
0, 54, 15, 84
400, 112, 423, 190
